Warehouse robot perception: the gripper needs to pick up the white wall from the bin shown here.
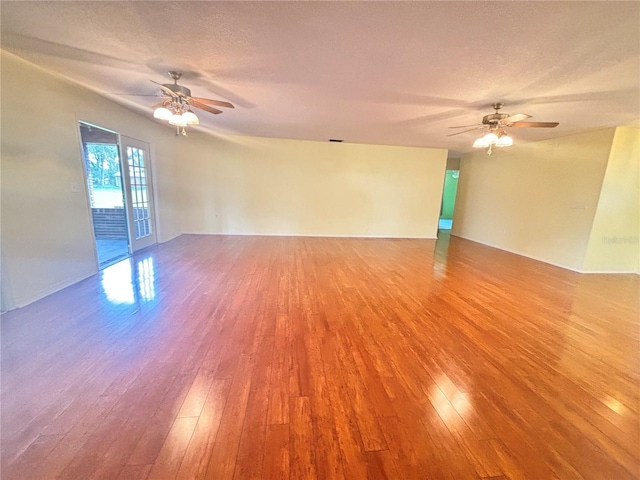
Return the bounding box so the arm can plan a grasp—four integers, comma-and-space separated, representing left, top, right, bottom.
452, 129, 615, 271
583, 127, 640, 273
1, 52, 183, 308
179, 134, 447, 238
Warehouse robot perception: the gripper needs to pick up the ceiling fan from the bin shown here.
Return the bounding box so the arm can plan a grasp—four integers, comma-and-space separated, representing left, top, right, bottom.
150, 71, 234, 135
448, 103, 559, 154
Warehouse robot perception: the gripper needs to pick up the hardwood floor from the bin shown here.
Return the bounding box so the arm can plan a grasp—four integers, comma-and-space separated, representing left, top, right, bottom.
1, 234, 638, 479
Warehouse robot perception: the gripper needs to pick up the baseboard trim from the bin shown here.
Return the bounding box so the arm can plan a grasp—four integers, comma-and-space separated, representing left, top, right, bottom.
157, 232, 182, 244
4, 235, 183, 313
13, 270, 96, 310
579, 269, 640, 275
450, 233, 639, 275
449, 233, 586, 273
12, 232, 629, 312
181, 232, 438, 240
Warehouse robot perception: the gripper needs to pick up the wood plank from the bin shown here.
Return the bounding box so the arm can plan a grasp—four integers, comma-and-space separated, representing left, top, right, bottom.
262, 424, 290, 480
290, 396, 318, 479
146, 416, 199, 480
116, 464, 152, 480
174, 379, 232, 479
203, 354, 253, 480
1, 234, 638, 479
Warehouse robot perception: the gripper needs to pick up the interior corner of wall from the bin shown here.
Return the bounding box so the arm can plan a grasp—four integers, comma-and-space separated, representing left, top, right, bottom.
582, 126, 640, 272
1, 255, 16, 312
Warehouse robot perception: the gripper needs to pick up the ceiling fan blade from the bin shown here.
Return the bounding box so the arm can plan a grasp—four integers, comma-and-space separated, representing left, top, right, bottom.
501, 113, 531, 125
448, 124, 484, 129
189, 99, 223, 115
510, 121, 559, 128
150, 80, 178, 98
446, 126, 487, 137
110, 93, 164, 97
190, 97, 234, 109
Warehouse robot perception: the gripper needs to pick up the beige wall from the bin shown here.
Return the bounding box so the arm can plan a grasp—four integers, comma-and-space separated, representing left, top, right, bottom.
1, 52, 447, 308
452, 129, 615, 271
583, 127, 640, 273
1, 52, 183, 308
179, 135, 447, 238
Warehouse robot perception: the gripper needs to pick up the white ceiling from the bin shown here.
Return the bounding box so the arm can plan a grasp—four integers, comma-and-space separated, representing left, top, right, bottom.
2, 1, 639, 155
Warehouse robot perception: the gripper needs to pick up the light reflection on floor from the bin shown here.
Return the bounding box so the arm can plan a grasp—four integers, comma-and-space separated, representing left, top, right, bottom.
137, 258, 156, 301
100, 256, 156, 305
433, 230, 451, 279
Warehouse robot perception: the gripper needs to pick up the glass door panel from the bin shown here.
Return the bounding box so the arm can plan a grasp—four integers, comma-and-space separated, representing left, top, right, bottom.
120, 136, 157, 252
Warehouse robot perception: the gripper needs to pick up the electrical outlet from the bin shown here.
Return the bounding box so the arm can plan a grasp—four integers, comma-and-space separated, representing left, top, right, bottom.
70, 182, 81, 193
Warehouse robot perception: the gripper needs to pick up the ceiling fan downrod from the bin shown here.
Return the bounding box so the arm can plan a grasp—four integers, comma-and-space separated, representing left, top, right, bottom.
169, 71, 182, 84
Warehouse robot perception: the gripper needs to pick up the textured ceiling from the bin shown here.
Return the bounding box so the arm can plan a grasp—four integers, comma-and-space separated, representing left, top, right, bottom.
2, 1, 639, 154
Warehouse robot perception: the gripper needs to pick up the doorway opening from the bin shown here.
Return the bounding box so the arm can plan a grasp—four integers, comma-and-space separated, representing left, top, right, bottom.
439, 169, 459, 230
79, 123, 130, 267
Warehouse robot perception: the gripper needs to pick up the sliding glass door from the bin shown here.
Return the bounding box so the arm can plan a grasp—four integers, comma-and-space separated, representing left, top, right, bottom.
79, 122, 130, 267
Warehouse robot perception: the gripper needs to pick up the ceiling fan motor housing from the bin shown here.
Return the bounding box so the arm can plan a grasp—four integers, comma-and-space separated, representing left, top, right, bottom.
162, 83, 192, 97
482, 112, 509, 125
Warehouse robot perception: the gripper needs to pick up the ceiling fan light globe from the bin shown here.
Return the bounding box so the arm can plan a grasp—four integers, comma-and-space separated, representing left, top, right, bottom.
182, 111, 199, 125
496, 135, 513, 147
153, 107, 172, 120
169, 114, 188, 127
473, 137, 489, 148
483, 132, 499, 144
